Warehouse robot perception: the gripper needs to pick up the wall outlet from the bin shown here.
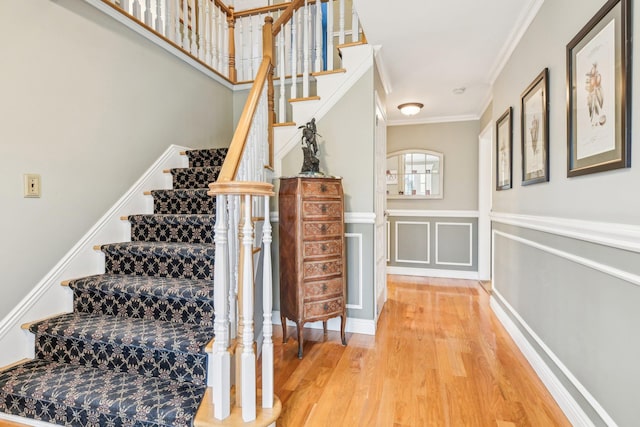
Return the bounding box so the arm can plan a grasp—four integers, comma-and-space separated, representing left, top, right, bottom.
24, 174, 41, 198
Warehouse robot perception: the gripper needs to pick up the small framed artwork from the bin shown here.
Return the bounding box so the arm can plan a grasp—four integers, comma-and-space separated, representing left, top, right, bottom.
566, 0, 631, 177
521, 68, 550, 185
496, 107, 513, 191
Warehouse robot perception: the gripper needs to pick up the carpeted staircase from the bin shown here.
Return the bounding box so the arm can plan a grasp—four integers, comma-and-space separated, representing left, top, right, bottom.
0, 148, 228, 427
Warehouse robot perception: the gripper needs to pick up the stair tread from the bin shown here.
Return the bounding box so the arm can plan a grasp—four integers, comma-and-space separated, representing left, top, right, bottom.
184, 148, 229, 168
128, 213, 216, 223
69, 273, 213, 303
0, 358, 205, 427
100, 241, 215, 255
30, 312, 213, 355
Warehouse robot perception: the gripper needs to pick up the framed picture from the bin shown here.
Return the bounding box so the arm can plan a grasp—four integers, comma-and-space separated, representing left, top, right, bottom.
566, 0, 631, 177
496, 107, 513, 191
521, 68, 550, 185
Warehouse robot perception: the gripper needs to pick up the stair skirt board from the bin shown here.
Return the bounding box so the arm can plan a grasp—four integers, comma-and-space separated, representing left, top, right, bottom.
0, 147, 228, 427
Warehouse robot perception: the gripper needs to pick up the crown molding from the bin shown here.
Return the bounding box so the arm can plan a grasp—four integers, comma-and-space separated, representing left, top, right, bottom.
487, 0, 545, 84
388, 114, 480, 126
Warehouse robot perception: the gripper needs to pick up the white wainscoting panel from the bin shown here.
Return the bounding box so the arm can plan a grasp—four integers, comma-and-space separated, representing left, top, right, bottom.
395, 221, 430, 264
435, 222, 473, 266
344, 232, 363, 310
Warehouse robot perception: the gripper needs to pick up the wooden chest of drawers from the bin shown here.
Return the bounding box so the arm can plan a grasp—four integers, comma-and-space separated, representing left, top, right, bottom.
279, 176, 346, 358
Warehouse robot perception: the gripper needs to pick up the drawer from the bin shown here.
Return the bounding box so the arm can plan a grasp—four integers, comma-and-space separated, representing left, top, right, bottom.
303, 239, 342, 259
301, 180, 342, 198
303, 277, 343, 301
303, 258, 342, 280
302, 200, 342, 219
304, 296, 343, 319
303, 221, 342, 239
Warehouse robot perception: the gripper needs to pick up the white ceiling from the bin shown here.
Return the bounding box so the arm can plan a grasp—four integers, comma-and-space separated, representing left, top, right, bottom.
353, 0, 544, 124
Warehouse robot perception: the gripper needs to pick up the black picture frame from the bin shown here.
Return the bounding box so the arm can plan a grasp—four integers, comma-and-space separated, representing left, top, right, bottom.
496, 107, 513, 191
566, 0, 631, 177
521, 68, 550, 185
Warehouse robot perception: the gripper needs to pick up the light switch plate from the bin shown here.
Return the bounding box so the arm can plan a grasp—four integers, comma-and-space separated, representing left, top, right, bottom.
24, 174, 41, 198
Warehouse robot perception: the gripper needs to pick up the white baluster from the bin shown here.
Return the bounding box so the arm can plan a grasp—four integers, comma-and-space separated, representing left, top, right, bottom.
314, 0, 323, 72
278, 30, 286, 123
174, 0, 180, 44
296, 10, 303, 85
182, 0, 189, 49
237, 19, 244, 81
212, 194, 231, 420
132, 0, 141, 19
165, 0, 174, 40
217, 7, 225, 71
327, 0, 334, 70
284, 19, 292, 77
262, 194, 273, 408
222, 12, 229, 77
303, 1, 310, 97
290, 10, 298, 99
190, 0, 197, 54
247, 16, 254, 79
120, 0, 129, 14
228, 195, 238, 340
338, 0, 345, 45
239, 194, 256, 422
144, 0, 152, 26
197, 0, 205, 59
155, 0, 163, 34
351, 5, 359, 43
204, 0, 212, 64
212, 6, 220, 69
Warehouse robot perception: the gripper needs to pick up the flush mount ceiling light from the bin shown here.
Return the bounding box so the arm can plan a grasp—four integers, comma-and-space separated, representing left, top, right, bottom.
398, 102, 424, 116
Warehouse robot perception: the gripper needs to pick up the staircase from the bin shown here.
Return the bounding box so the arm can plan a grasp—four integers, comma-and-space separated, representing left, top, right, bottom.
0, 148, 227, 427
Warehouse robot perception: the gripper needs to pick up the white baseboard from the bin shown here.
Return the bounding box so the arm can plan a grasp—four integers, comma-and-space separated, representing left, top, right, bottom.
490, 290, 613, 427
387, 266, 479, 280
272, 310, 375, 336
0, 145, 189, 367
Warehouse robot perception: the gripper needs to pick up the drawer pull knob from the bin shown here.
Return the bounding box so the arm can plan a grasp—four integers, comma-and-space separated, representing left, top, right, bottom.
321, 204, 327, 213
320, 184, 327, 193
321, 244, 327, 252
323, 303, 329, 311
320, 224, 327, 233
322, 283, 328, 292
322, 264, 328, 272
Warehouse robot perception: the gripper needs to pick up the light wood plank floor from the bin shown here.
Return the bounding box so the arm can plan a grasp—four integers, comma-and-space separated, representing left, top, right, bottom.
270, 275, 571, 427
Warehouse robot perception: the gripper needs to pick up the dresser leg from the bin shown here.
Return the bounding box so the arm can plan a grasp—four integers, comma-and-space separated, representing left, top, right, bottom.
340, 314, 347, 346
322, 320, 328, 336
281, 314, 287, 343
297, 322, 304, 359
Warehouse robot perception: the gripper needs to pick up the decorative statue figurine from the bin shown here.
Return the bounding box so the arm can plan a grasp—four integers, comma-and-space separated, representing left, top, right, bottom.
299, 118, 322, 175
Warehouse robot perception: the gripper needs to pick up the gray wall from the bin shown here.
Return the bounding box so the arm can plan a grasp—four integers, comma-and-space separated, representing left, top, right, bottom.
491, 0, 640, 425
274, 65, 377, 321
492, 0, 640, 224
387, 121, 480, 211
479, 101, 493, 132
0, 0, 233, 322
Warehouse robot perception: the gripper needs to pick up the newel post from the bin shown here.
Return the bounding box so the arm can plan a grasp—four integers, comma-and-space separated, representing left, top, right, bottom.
263, 16, 275, 168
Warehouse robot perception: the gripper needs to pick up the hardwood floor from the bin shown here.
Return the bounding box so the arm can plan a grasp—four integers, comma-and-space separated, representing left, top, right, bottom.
270, 275, 571, 427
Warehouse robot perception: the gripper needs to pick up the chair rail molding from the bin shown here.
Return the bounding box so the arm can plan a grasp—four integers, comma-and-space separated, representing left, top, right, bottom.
491, 211, 640, 254
388, 209, 479, 218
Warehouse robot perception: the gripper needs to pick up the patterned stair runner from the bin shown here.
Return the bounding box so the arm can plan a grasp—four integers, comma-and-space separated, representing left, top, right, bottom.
0, 148, 226, 427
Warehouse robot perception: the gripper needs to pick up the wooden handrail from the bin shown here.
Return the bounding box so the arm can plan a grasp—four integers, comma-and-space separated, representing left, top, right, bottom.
216, 57, 272, 182
272, 0, 305, 37
234, 2, 291, 18
213, 0, 233, 17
